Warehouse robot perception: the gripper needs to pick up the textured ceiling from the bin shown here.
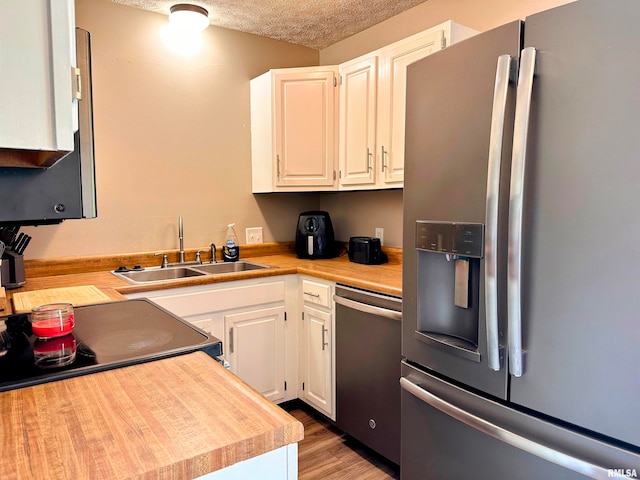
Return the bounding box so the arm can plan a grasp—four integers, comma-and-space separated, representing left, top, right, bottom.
111, 0, 429, 49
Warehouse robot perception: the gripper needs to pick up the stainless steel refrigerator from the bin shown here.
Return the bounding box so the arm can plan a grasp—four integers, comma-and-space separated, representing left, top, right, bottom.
401, 1, 640, 478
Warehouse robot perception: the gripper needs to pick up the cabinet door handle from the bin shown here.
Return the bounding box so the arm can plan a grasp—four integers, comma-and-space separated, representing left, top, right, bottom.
322, 326, 328, 351
381, 146, 387, 172
229, 327, 234, 354
367, 148, 373, 171
72, 67, 82, 101
276, 154, 281, 179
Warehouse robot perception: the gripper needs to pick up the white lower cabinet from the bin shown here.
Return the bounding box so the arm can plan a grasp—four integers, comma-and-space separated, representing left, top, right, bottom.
225, 306, 286, 403
301, 305, 333, 417
298, 277, 335, 420
126, 276, 299, 404
127, 273, 338, 419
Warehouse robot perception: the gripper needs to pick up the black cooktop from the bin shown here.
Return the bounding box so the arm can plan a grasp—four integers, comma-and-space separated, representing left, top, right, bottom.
0, 299, 222, 392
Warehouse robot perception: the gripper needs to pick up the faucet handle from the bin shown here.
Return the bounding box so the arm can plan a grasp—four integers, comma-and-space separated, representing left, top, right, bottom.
154, 252, 169, 268
210, 243, 217, 263
195, 250, 205, 264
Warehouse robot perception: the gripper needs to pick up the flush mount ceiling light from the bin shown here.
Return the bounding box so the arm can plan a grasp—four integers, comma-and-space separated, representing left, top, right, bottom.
169, 3, 209, 32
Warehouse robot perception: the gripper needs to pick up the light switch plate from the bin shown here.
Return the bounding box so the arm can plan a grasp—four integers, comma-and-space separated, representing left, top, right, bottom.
246, 227, 263, 244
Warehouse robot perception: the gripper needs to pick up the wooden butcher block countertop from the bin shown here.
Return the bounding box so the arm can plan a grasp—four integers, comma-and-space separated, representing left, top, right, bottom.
11, 245, 402, 308
0, 351, 303, 480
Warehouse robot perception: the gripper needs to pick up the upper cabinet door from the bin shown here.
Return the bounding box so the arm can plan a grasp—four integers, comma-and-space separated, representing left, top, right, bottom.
250, 66, 338, 193
274, 69, 338, 189
0, 0, 78, 167
336, 20, 477, 191
338, 55, 378, 187
377, 29, 445, 186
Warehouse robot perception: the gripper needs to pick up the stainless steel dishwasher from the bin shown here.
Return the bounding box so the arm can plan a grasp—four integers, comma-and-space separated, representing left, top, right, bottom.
334, 284, 402, 465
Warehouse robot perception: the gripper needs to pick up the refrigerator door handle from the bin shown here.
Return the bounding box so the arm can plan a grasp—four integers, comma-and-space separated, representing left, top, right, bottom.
400, 376, 610, 479
508, 46, 537, 377
484, 54, 512, 372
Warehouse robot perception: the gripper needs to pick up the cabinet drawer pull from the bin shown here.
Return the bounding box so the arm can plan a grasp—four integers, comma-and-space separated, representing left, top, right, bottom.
303, 291, 320, 298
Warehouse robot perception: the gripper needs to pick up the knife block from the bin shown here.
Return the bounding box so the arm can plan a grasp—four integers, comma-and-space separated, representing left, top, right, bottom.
0, 251, 26, 289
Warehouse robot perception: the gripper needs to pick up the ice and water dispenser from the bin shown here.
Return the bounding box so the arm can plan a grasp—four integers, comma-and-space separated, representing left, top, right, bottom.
415, 221, 484, 362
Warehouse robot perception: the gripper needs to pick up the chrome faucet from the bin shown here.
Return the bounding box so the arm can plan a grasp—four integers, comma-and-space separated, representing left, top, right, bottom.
154, 252, 169, 268
195, 249, 205, 264
210, 243, 217, 263
178, 215, 185, 263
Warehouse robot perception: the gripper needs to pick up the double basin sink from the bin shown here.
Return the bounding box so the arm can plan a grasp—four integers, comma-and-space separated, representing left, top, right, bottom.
112, 261, 275, 285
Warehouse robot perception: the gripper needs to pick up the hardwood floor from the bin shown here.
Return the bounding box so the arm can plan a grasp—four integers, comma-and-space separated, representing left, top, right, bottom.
283, 402, 400, 480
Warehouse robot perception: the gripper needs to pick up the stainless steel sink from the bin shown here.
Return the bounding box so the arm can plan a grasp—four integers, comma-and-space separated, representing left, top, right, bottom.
112, 261, 274, 285
191, 261, 272, 275
114, 267, 206, 284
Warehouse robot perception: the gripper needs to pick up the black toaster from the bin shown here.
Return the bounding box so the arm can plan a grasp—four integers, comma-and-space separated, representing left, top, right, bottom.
348, 237, 388, 265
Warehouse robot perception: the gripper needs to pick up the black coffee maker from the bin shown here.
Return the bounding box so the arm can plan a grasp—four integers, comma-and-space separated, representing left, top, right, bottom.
295, 211, 339, 259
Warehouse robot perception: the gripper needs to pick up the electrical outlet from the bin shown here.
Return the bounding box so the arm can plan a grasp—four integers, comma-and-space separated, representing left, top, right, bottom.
246, 227, 263, 244
375, 227, 384, 246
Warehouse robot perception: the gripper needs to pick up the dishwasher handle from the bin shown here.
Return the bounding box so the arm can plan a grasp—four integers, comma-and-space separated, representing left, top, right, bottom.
333, 294, 402, 321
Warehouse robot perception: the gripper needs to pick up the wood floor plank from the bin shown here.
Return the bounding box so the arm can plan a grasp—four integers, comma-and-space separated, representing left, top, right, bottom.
284, 404, 400, 480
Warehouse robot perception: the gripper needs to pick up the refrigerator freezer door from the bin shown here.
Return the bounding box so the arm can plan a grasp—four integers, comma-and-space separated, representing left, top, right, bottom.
402, 21, 521, 399
401, 362, 640, 480
508, 0, 640, 447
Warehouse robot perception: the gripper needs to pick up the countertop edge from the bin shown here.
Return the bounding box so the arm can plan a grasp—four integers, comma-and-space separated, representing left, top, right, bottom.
0, 352, 304, 479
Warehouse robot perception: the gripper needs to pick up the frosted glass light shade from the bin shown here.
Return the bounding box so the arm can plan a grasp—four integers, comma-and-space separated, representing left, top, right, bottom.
169, 4, 209, 32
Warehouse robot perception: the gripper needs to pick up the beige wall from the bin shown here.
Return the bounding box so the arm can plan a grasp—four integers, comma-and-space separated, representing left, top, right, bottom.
319, 0, 573, 247
22, 0, 320, 260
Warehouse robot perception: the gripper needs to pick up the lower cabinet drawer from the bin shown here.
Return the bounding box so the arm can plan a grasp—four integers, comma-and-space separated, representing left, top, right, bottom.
301, 279, 332, 308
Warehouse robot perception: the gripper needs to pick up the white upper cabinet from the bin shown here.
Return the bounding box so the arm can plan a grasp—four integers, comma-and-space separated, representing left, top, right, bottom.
338, 21, 477, 190
251, 66, 339, 193
377, 29, 446, 185
0, 0, 79, 167
338, 55, 378, 187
